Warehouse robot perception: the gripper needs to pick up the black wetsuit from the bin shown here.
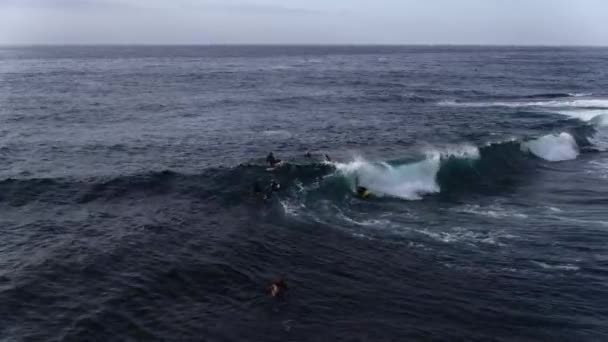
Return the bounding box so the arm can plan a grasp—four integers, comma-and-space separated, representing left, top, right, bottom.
270, 181, 280, 192
266, 153, 281, 167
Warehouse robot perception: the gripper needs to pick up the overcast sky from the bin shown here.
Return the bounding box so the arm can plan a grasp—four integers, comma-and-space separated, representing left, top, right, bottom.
1, 0, 607, 45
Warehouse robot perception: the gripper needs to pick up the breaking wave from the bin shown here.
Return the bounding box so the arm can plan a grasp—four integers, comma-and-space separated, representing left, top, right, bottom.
331, 146, 481, 200
522, 133, 579, 162
333, 156, 441, 200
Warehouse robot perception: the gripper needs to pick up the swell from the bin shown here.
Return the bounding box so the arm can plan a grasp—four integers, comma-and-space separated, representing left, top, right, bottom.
0, 126, 597, 207
0, 164, 334, 207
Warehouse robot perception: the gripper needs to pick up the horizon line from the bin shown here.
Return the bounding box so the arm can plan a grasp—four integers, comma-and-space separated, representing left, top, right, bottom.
1, 43, 607, 48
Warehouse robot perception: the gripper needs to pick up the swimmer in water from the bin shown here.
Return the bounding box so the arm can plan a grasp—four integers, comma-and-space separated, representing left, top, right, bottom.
269, 278, 288, 297
270, 179, 281, 192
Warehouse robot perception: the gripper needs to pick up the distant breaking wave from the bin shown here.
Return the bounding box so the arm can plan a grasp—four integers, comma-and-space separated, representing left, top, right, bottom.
440, 94, 608, 151
439, 98, 608, 109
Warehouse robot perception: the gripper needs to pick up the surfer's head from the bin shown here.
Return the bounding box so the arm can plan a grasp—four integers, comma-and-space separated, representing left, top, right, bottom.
269, 278, 287, 297
356, 186, 370, 198
270, 179, 280, 191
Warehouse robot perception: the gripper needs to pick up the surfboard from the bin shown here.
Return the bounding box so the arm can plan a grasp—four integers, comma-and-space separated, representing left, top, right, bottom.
266, 161, 285, 171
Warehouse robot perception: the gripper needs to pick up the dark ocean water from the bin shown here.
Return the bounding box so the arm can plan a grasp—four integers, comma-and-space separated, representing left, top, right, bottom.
1, 46, 608, 341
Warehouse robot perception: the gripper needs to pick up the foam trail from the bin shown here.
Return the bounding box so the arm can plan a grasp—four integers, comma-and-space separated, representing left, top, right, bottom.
532, 261, 580, 271
522, 133, 579, 162
552, 109, 608, 122
442, 98, 608, 109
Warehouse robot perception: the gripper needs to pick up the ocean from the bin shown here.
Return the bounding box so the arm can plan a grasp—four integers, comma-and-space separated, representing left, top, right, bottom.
1, 46, 607, 341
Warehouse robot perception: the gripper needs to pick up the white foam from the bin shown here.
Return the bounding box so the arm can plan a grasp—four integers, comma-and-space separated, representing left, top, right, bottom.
552, 109, 608, 122
548, 99, 608, 108
262, 130, 292, 138
334, 156, 440, 200
280, 200, 305, 217
454, 204, 528, 219
441, 98, 608, 109
589, 129, 608, 152
333, 146, 480, 200
548, 111, 608, 150
418, 227, 510, 246
591, 114, 608, 127
437, 99, 458, 106
429, 144, 481, 159
532, 261, 580, 271
340, 215, 392, 227
521, 132, 579, 162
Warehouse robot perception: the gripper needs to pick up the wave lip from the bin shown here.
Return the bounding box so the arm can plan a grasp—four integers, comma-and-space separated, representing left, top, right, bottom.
522, 132, 579, 162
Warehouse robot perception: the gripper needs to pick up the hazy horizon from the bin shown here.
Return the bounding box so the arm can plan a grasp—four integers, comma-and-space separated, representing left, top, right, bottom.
1, 0, 607, 46
2, 43, 608, 47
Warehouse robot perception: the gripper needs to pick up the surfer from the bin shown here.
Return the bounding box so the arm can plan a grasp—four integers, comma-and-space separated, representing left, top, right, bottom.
269, 278, 288, 297
270, 179, 281, 192
266, 152, 281, 167
356, 186, 371, 199
305, 151, 312, 158
325, 154, 331, 162
264, 179, 281, 199
253, 179, 281, 200
354, 175, 371, 199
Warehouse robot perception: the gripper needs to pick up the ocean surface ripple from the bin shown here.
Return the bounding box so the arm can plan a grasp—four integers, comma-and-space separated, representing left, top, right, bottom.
1, 46, 608, 341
